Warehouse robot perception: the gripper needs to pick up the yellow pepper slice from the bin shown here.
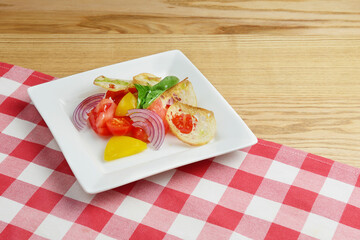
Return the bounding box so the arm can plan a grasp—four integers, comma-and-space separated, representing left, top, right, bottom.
115, 92, 137, 116
104, 136, 147, 161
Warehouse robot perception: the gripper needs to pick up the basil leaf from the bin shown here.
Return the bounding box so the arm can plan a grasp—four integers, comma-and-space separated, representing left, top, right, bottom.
135, 76, 180, 109
152, 76, 179, 91
142, 76, 179, 109
134, 84, 150, 109
143, 89, 164, 109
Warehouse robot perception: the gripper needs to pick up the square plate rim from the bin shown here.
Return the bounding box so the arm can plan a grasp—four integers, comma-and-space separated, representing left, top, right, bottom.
28, 49, 258, 194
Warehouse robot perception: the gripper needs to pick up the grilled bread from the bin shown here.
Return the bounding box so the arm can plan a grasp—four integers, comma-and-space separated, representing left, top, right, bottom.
133, 73, 161, 86
157, 79, 197, 108
166, 102, 216, 146
93, 76, 133, 91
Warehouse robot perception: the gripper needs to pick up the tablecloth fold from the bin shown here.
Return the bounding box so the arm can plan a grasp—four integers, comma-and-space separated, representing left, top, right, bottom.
0, 62, 360, 239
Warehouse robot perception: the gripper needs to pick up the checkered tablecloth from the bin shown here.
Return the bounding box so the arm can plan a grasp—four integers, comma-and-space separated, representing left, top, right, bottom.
1, 62, 360, 239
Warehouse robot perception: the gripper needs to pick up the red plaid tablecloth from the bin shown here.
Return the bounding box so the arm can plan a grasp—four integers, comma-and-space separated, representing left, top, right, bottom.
1, 62, 360, 239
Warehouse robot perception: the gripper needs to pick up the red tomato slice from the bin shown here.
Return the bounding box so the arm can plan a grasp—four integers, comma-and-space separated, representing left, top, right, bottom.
131, 127, 150, 143
88, 98, 116, 136
105, 87, 137, 105
147, 98, 169, 133
171, 113, 194, 134
106, 117, 133, 136
88, 109, 111, 135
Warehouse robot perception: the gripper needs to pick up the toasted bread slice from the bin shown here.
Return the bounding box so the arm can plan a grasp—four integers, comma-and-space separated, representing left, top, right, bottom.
158, 79, 197, 107
94, 76, 134, 91
166, 102, 216, 146
133, 73, 161, 86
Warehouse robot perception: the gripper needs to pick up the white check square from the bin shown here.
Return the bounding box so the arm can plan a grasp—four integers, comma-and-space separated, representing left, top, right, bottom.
264, 160, 299, 185
115, 196, 152, 223
245, 195, 281, 222
65, 181, 95, 203
145, 169, 176, 187
230, 232, 252, 240
96, 233, 117, 240
0, 196, 23, 223
0, 77, 21, 96
46, 138, 61, 151
213, 151, 247, 169
0, 152, 7, 164
192, 178, 227, 204
301, 213, 338, 239
2, 118, 36, 140
319, 177, 354, 203
34, 214, 72, 239
17, 163, 53, 187
168, 214, 205, 239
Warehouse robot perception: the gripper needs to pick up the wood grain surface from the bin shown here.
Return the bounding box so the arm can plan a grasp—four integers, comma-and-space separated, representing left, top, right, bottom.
1, 34, 359, 167
1, 1, 360, 167
1, 0, 360, 35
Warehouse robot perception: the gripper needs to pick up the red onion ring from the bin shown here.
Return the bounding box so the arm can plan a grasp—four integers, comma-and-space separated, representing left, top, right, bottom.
127, 109, 165, 150
72, 93, 105, 130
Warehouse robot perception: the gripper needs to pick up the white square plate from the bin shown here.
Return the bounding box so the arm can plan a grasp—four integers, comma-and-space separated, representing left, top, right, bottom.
28, 50, 257, 194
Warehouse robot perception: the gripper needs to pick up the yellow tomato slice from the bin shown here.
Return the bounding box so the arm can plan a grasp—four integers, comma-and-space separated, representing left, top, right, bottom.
115, 92, 137, 116
104, 136, 147, 161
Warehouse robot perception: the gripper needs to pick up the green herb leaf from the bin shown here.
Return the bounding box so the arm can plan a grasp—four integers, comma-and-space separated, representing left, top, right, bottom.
135, 76, 179, 109
152, 76, 179, 91
134, 84, 150, 109
143, 89, 164, 109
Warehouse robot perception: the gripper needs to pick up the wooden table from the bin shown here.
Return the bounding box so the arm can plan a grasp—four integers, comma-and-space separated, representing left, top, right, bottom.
1, 1, 360, 167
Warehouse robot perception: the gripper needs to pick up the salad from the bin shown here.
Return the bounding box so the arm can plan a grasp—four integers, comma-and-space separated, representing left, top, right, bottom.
72, 73, 216, 161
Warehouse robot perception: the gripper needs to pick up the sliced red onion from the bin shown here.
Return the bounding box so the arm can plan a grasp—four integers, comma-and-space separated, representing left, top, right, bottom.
127, 109, 165, 150
72, 93, 105, 130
